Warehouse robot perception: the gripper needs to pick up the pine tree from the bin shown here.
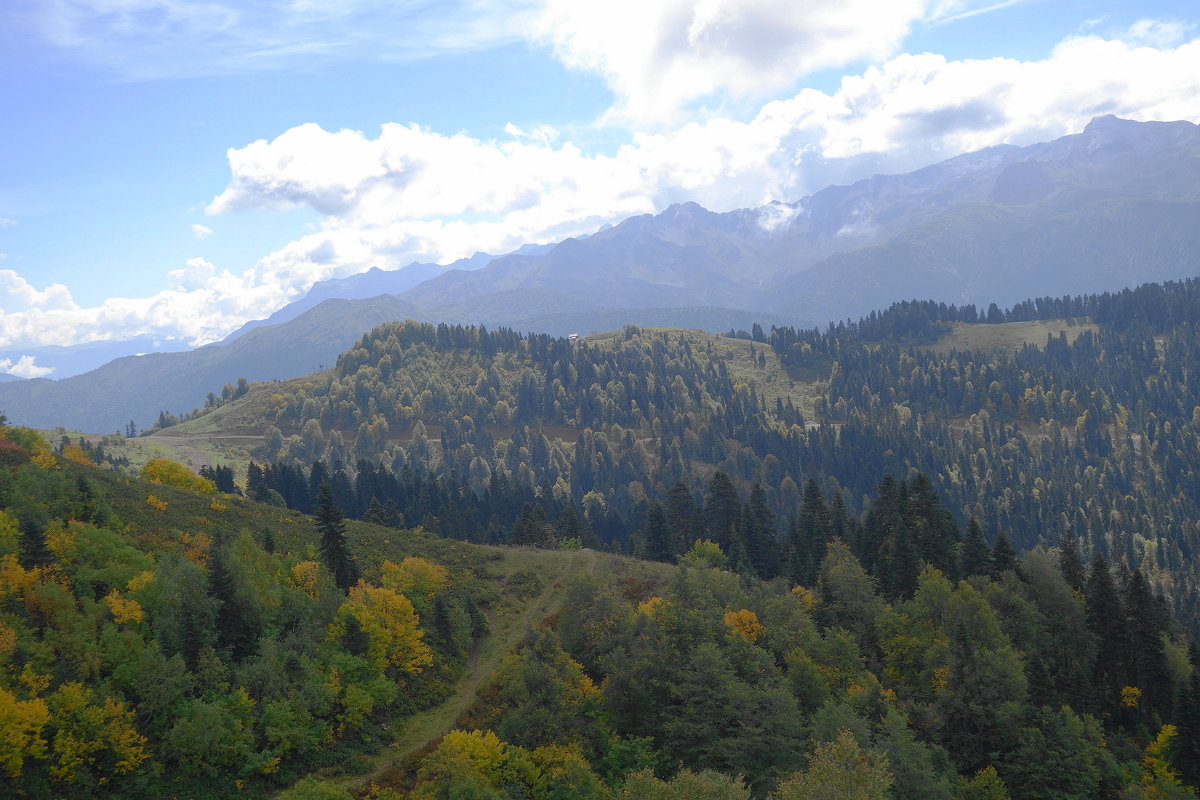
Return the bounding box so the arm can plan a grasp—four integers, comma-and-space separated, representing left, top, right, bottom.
643, 503, 673, 563
796, 478, 829, 586
703, 471, 740, 550
556, 503, 582, 543
1085, 553, 1130, 715
1175, 649, 1200, 787
990, 530, 1020, 576
1057, 528, 1086, 590
511, 502, 550, 547
907, 471, 959, 574
1123, 569, 1172, 715
316, 481, 359, 592
745, 485, 777, 577
16, 511, 51, 569
961, 518, 990, 578
208, 541, 258, 662
665, 480, 697, 552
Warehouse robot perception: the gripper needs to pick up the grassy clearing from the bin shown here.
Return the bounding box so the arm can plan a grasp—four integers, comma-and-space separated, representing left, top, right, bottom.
924, 318, 1098, 355
585, 327, 826, 419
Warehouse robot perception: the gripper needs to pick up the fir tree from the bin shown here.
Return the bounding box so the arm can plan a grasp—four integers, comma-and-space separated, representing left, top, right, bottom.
1123, 569, 1172, 715
1057, 528, 1086, 590
208, 541, 258, 662
316, 481, 359, 592
703, 471, 741, 550
1085, 553, 1130, 715
643, 503, 673, 563
990, 530, 1021, 576
961, 518, 990, 578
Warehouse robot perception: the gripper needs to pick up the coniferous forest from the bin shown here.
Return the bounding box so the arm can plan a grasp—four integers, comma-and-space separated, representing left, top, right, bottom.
6, 278, 1200, 798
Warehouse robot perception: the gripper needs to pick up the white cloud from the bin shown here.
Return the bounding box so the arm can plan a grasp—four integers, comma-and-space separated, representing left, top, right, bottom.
0, 356, 53, 379
2, 26, 1199, 351
533, 0, 929, 124
1125, 18, 1192, 49
0, 270, 77, 314
191, 223, 214, 239
0, 217, 17, 228
167, 257, 217, 290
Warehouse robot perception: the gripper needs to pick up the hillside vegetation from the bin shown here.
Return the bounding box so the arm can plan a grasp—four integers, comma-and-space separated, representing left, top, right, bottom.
3, 423, 1200, 800
123, 279, 1200, 630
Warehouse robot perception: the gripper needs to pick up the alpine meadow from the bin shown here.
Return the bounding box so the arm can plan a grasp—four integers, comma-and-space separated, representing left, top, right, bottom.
4, 3, 1200, 800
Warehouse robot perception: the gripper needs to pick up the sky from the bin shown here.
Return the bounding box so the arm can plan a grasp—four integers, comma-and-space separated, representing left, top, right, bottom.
1, 0, 1198, 377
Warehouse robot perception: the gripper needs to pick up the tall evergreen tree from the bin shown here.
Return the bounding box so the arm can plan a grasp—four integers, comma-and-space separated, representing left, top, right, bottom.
961, 518, 990, 578
665, 480, 697, 553
990, 530, 1020, 577
1085, 553, 1130, 716
703, 471, 741, 550
316, 481, 359, 592
1123, 569, 1172, 715
1175, 648, 1200, 787
795, 478, 830, 586
1057, 528, 1086, 590
643, 503, 673, 563
208, 541, 258, 662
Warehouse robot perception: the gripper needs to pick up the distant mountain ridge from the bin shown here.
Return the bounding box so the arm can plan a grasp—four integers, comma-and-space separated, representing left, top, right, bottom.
4, 115, 1199, 432
220, 242, 558, 343
396, 115, 1200, 324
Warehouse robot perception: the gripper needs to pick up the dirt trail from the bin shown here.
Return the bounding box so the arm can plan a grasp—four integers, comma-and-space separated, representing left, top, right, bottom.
313, 548, 601, 796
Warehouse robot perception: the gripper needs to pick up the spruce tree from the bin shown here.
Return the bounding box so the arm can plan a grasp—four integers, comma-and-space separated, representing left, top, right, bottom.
1085, 553, 1129, 715
796, 478, 829, 586
961, 518, 990, 578
556, 503, 582, 543
703, 471, 741, 550
990, 530, 1020, 576
643, 503, 673, 563
316, 481, 359, 592
1057, 528, 1086, 590
665, 480, 697, 553
1123, 569, 1171, 714
1176, 650, 1200, 787
208, 541, 257, 662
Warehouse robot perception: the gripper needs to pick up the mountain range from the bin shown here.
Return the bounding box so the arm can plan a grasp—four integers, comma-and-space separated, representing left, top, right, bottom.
3, 114, 1199, 433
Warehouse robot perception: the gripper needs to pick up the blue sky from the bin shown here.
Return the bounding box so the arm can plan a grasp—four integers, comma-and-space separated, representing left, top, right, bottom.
0, 0, 1198, 375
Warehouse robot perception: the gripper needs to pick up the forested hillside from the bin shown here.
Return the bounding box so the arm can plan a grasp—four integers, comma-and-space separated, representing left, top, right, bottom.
192, 278, 1200, 626
4, 421, 1200, 799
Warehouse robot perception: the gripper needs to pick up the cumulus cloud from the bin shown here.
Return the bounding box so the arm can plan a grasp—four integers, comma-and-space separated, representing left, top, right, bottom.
530, 0, 1027, 125
0, 356, 53, 379
3, 25, 1199, 351
0, 270, 77, 314
533, 0, 918, 124
191, 223, 214, 239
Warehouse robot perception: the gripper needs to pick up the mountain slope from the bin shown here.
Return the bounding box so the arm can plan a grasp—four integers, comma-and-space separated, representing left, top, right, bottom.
0, 294, 433, 433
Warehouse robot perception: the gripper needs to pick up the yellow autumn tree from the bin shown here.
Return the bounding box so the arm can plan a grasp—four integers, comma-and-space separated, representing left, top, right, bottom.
724, 609, 765, 642
0, 687, 49, 777
1132, 724, 1194, 799
140, 458, 216, 494
380, 556, 448, 611
329, 582, 433, 676
60, 444, 93, 467
45, 682, 147, 784
103, 590, 144, 625
0, 509, 20, 556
